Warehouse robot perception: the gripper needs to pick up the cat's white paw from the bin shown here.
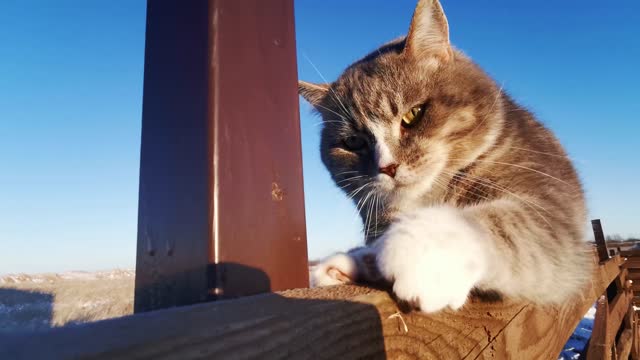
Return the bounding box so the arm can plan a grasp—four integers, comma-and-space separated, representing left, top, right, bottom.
375, 206, 489, 313
310, 253, 358, 287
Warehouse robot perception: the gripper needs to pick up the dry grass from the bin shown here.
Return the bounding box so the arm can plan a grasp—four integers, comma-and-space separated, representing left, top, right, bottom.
0, 270, 134, 333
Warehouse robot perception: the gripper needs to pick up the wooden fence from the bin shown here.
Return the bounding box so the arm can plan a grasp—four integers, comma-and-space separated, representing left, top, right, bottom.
1, 1, 638, 359
587, 221, 639, 360
0, 245, 634, 359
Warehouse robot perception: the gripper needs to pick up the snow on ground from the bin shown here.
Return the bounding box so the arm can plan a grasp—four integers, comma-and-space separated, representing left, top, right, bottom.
558, 304, 596, 360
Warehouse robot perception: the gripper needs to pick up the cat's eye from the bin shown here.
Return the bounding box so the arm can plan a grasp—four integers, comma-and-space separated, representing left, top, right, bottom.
344, 135, 366, 150
401, 105, 425, 128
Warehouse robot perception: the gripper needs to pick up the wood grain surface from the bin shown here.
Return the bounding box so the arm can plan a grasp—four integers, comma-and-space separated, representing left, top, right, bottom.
0, 251, 620, 360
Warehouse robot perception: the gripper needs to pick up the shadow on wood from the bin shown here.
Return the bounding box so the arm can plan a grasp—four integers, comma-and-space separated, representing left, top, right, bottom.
0, 250, 622, 359
2, 285, 386, 359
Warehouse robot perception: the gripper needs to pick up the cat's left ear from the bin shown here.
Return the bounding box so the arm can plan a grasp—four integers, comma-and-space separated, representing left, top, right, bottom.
298, 80, 329, 107
403, 0, 453, 63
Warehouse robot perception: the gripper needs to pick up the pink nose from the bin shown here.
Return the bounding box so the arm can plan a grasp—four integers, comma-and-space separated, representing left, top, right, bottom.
379, 163, 398, 178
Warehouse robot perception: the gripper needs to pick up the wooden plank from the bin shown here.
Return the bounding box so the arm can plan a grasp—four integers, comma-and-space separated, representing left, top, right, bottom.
0, 249, 620, 360
620, 250, 640, 258
633, 310, 640, 360
626, 271, 640, 281
617, 268, 629, 293
135, 0, 308, 312
482, 254, 621, 360
593, 219, 610, 262
626, 298, 635, 329
0, 286, 522, 360
618, 329, 633, 360
624, 258, 640, 270
588, 295, 612, 360
609, 290, 633, 341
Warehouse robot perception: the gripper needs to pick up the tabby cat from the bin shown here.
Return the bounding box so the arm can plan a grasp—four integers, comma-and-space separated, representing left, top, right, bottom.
299, 0, 591, 312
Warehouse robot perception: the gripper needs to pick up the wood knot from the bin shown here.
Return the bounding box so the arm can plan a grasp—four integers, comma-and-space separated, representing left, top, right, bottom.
271, 182, 285, 201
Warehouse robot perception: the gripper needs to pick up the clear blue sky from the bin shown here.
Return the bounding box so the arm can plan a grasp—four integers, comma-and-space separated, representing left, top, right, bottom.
1, 1, 638, 274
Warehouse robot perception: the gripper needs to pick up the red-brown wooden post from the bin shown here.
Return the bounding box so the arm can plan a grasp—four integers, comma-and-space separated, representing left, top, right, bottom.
134, 0, 308, 312
593, 219, 610, 263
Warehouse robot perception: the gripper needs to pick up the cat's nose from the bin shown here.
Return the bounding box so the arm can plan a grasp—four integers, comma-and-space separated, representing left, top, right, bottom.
379, 163, 399, 178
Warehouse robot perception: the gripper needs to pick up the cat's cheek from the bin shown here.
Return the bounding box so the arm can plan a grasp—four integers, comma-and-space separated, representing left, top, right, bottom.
374, 206, 489, 313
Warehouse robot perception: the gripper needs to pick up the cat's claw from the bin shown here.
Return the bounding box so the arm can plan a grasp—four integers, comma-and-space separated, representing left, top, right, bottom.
310, 253, 357, 287
375, 206, 489, 313
310, 246, 384, 287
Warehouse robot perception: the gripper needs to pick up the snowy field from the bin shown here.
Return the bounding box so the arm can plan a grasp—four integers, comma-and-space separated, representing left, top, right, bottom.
0, 270, 134, 332
1, 269, 595, 358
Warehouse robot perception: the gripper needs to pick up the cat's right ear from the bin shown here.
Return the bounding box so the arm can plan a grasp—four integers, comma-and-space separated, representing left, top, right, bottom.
298, 80, 329, 107
403, 0, 453, 63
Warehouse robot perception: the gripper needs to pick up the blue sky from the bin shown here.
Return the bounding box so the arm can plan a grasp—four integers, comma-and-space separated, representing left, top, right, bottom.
1, 1, 638, 274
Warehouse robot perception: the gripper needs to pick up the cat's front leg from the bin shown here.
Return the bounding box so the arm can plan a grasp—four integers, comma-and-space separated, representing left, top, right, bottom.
311, 246, 384, 287
374, 206, 490, 313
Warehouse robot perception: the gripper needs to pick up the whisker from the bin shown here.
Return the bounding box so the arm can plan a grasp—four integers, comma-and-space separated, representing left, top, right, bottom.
336, 175, 367, 184
485, 144, 587, 164
355, 189, 374, 241
449, 158, 573, 187
439, 169, 553, 228
347, 182, 370, 202
313, 120, 345, 127
469, 82, 504, 134
374, 193, 379, 238
433, 175, 485, 205
302, 53, 353, 120
314, 103, 349, 121
488, 144, 567, 158
334, 170, 359, 177
437, 175, 491, 205
441, 168, 549, 211
363, 196, 371, 241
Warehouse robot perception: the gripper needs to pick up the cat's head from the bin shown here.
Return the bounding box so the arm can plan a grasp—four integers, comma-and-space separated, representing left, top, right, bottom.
299, 0, 504, 229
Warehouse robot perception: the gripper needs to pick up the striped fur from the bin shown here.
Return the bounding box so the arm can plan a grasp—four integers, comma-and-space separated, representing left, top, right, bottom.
301, 0, 591, 311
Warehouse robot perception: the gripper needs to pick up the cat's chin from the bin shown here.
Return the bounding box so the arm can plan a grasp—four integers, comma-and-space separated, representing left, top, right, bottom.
383, 177, 439, 211
375, 174, 396, 190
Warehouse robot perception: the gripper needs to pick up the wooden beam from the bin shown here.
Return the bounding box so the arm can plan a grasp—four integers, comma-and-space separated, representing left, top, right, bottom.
633, 310, 640, 360
135, 0, 308, 312
617, 329, 633, 360
620, 250, 640, 258
593, 219, 610, 262
624, 258, 640, 269
609, 290, 633, 344
0, 249, 619, 360
626, 271, 640, 281
588, 295, 612, 360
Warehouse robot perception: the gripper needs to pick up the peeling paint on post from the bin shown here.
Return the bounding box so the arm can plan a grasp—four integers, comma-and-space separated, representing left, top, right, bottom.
134, 0, 308, 313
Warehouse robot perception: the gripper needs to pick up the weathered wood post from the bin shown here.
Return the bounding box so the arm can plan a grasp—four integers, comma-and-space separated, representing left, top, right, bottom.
593, 219, 609, 262
134, 0, 308, 312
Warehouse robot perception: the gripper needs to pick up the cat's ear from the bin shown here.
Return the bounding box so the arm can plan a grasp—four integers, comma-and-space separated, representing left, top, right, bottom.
403, 0, 453, 62
298, 80, 329, 107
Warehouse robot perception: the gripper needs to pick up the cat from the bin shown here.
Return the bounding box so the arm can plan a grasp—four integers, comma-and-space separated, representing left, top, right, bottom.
298, 0, 591, 313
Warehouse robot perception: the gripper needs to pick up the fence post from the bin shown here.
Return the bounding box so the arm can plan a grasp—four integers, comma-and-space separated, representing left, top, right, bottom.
593, 219, 610, 262
134, 0, 308, 312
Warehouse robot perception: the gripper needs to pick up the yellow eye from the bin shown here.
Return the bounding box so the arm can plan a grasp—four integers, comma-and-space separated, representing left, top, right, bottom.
401, 106, 424, 128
